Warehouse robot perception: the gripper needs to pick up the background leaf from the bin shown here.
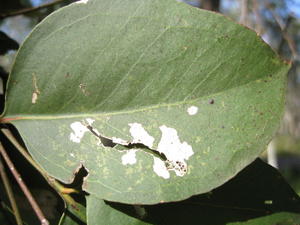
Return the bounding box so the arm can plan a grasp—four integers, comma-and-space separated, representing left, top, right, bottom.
229, 212, 300, 225
58, 198, 86, 225
86, 195, 150, 225
4, 0, 289, 203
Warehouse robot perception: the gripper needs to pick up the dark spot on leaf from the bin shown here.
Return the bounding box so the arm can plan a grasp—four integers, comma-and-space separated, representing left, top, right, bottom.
86, 125, 116, 147
86, 124, 167, 161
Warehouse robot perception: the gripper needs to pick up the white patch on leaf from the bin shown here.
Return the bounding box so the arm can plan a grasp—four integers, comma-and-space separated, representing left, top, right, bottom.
157, 125, 194, 176
117, 123, 193, 178
86, 118, 95, 125
32, 92, 38, 104
76, 0, 89, 4
69, 118, 95, 143
112, 137, 129, 145
158, 125, 194, 161
153, 157, 170, 179
121, 150, 137, 165
129, 123, 154, 148
70, 122, 89, 143
187, 106, 198, 115
32, 73, 40, 104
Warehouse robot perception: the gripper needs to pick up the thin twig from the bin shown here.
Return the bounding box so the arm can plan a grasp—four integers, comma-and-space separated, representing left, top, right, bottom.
266, 4, 298, 60
240, 0, 249, 26
0, 156, 23, 225
0, 0, 69, 19
252, 0, 264, 35
0, 143, 49, 225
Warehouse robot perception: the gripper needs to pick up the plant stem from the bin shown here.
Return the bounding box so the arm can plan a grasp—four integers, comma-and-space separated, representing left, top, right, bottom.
252, 0, 264, 35
265, 4, 298, 60
0, 142, 49, 225
0, 155, 23, 225
240, 0, 249, 26
0, 0, 69, 19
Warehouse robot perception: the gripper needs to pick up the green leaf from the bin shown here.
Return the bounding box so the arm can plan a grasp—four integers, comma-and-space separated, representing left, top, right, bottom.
58, 198, 86, 225
3, 0, 289, 203
86, 195, 150, 225
86, 159, 300, 225
229, 212, 300, 225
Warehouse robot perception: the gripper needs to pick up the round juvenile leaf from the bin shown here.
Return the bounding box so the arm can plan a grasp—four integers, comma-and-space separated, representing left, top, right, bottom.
3, 0, 289, 204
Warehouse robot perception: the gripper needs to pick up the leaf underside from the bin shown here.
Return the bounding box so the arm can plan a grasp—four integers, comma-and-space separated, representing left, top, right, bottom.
4, 0, 289, 204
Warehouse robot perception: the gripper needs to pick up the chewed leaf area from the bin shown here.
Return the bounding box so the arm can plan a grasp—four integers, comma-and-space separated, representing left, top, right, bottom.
69, 118, 193, 179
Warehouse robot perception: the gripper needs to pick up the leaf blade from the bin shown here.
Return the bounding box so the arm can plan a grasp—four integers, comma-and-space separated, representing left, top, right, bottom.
4, 0, 289, 204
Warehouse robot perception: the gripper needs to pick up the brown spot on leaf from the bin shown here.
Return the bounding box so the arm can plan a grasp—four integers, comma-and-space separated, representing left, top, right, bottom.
79, 83, 90, 96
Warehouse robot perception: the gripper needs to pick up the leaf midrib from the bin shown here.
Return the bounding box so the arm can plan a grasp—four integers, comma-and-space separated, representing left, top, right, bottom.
3, 73, 284, 122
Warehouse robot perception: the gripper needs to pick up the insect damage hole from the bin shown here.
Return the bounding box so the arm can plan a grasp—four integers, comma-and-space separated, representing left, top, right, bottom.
70, 163, 89, 191
85, 125, 116, 147
69, 118, 116, 147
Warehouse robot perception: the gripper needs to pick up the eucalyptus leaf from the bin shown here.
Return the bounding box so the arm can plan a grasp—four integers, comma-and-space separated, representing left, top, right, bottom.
3, 0, 289, 204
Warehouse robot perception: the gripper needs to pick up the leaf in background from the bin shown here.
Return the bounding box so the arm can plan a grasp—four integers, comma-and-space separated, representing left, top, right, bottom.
229, 212, 300, 225
3, 0, 289, 203
86, 159, 300, 225
0, 202, 19, 225
86, 195, 150, 225
58, 196, 86, 225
